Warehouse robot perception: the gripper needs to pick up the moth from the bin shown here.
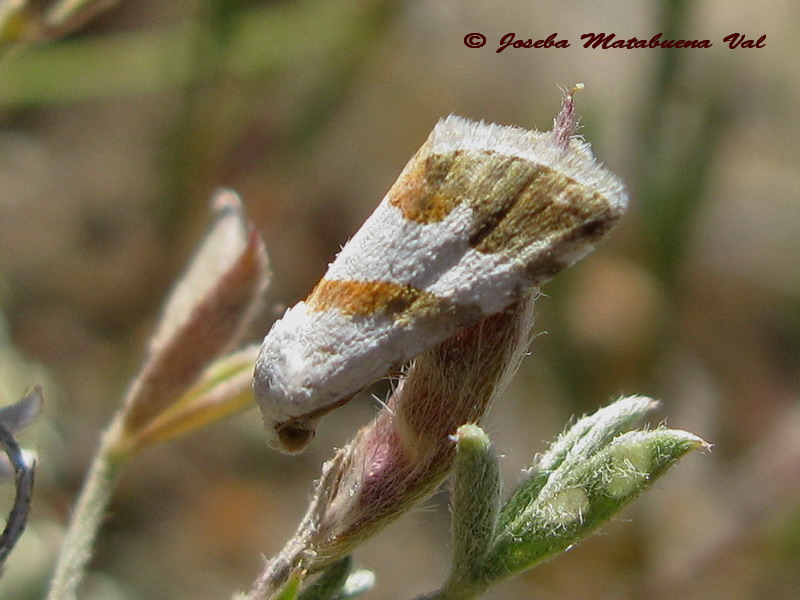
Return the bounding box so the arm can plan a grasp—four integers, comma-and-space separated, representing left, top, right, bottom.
254, 90, 628, 453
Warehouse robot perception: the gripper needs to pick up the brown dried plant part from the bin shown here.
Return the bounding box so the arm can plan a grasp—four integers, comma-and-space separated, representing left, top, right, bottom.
117, 189, 269, 451
125, 344, 260, 452
48, 191, 270, 600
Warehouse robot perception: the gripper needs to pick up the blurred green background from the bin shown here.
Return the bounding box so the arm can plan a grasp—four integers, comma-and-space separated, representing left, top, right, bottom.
0, 1, 798, 598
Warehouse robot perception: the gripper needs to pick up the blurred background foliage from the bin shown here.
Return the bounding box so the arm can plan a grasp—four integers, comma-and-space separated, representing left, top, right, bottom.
0, 0, 798, 598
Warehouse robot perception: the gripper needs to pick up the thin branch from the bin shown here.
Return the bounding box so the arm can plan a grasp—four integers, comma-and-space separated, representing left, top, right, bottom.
0, 420, 36, 572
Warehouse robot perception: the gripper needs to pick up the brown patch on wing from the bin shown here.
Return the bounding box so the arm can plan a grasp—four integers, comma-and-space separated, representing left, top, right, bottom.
387, 146, 616, 258
307, 279, 437, 317
465, 156, 543, 248
469, 166, 614, 254
389, 150, 542, 225
388, 151, 463, 223
306, 279, 484, 333
523, 253, 568, 282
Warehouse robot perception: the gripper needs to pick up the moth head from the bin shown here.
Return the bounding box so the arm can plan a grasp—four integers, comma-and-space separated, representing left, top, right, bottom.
271, 419, 316, 454
254, 338, 357, 453
259, 393, 356, 454
254, 379, 320, 454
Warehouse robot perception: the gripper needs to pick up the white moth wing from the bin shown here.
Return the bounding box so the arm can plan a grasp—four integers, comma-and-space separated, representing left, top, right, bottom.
255, 114, 627, 452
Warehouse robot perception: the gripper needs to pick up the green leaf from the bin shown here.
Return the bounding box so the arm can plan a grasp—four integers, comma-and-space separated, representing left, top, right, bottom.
485, 424, 706, 581
497, 395, 657, 534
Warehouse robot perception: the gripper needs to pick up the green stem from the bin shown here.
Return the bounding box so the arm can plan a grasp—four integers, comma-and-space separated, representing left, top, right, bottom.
46, 417, 129, 600
411, 588, 482, 600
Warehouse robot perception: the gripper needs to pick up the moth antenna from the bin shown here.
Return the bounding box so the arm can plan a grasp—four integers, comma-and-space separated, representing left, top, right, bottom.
552, 83, 584, 150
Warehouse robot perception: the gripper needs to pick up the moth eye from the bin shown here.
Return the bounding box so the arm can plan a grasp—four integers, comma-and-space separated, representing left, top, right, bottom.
577, 218, 607, 239
276, 424, 316, 454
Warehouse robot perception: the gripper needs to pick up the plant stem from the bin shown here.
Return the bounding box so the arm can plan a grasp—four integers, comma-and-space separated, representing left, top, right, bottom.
0, 421, 36, 570
411, 588, 480, 600
46, 417, 129, 600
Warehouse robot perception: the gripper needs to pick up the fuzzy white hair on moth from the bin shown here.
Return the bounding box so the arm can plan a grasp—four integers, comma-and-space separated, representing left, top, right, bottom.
254, 88, 628, 453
